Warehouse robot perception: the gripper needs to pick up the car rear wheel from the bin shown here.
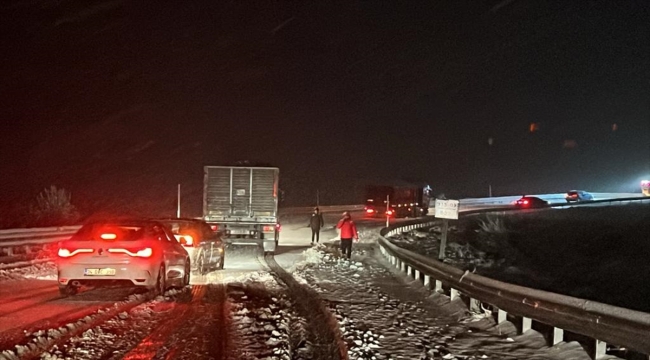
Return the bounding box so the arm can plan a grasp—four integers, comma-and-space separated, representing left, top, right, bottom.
183, 260, 191, 286
217, 254, 225, 270
155, 264, 166, 295
197, 251, 208, 275
58, 284, 78, 296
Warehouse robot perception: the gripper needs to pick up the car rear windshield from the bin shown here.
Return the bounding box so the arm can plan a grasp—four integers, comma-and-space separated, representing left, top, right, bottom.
160, 221, 219, 241
71, 224, 147, 241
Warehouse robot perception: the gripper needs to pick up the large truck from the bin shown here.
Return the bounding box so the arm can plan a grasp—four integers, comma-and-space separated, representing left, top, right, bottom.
203, 166, 280, 253
364, 183, 431, 218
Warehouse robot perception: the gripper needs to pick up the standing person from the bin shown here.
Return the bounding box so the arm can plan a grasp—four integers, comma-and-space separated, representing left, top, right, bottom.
337, 211, 358, 259
309, 207, 325, 245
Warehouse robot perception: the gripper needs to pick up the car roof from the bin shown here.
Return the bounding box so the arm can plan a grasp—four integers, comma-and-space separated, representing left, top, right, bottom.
154, 217, 207, 224
82, 218, 163, 227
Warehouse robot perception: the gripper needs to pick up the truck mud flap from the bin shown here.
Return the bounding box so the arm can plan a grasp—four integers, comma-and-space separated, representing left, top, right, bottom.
262, 239, 276, 254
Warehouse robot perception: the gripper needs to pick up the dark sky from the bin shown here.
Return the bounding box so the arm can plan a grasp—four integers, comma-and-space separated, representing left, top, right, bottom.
1, 0, 648, 219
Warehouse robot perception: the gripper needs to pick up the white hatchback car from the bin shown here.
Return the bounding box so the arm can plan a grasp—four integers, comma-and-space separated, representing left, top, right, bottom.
57, 219, 190, 295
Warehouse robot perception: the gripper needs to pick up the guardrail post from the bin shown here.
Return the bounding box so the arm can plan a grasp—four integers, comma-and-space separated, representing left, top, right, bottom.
496, 308, 507, 324
521, 317, 532, 333
450, 288, 460, 301
414, 269, 420, 282
469, 298, 481, 313
592, 339, 606, 360
424, 274, 431, 288
435, 280, 443, 293
551, 327, 564, 345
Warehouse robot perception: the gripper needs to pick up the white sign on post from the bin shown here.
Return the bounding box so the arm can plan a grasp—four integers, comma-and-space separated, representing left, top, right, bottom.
434, 199, 459, 220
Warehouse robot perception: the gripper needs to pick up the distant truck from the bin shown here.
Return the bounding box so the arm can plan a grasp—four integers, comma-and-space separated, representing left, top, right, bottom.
364, 183, 431, 218
203, 166, 280, 253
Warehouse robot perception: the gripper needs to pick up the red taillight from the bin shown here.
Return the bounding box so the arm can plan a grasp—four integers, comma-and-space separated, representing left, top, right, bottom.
210, 225, 219, 232
107, 247, 153, 257
100, 233, 117, 240
58, 248, 94, 257
523, 200, 529, 205
366, 208, 374, 213
263, 225, 275, 232
276, 223, 281, 231
386, 210, 394, 216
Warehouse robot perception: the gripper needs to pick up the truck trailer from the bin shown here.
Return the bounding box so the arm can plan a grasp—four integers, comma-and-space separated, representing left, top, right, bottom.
364, 183, 431, 218
203, 166, 280, 253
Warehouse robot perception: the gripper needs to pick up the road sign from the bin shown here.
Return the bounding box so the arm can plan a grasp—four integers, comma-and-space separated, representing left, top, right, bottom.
434, 199, 459, 220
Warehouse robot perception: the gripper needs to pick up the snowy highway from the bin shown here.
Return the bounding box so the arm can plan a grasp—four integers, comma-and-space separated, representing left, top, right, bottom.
0, 209, 609, 359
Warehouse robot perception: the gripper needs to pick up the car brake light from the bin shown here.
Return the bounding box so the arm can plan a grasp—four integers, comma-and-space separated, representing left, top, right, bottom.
107, 247, 153, 257
100, 233, 117, 240
263, 225, 275, 232
58, 248, 94, 257
210, 225, 218, 231
523, 200, 529, 205
366, 208, 374, 213
386, 210, 394, 216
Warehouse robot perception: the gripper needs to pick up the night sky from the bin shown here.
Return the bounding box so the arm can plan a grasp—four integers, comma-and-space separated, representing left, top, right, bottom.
1, 0, 648, 221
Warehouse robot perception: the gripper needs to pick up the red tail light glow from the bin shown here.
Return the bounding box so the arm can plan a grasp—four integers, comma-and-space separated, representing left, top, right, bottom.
366, 208, 374, 213
263, 225, 275, 232
107, 248, 153, 257
100, 233, 117, 240
210, 225, 219, 231
58, 248, 94, 257
523, 200, 529, 205
386, 210, 394, 216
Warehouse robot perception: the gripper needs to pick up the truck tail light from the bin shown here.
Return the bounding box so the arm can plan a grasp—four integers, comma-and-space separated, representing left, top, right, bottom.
263, 225, 275, 232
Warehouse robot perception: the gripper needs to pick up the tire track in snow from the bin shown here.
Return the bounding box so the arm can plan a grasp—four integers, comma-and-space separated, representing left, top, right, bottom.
121, 285, 207, 359
264, 253, 347, 360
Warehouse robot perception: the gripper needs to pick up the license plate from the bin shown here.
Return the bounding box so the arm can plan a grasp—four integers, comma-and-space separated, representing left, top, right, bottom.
84, 268, 116, 276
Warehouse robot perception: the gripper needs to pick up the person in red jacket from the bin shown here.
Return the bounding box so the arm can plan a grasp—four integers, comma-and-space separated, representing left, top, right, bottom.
336, 211, 358, 259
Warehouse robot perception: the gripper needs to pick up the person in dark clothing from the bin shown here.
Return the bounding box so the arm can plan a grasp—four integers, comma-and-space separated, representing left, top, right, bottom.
336, 211, 358, 259
309, 207, 325, 245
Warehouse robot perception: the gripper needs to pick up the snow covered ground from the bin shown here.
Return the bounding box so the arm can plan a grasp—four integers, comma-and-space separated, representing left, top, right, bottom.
386, 205, 650, 313
293, 245, 604, 360
0, 210, 617, 360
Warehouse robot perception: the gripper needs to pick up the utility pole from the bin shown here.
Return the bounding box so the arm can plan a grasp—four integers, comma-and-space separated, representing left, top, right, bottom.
177, 184, 181, 218
488, 137, 494, 197
386, 195, 390, 227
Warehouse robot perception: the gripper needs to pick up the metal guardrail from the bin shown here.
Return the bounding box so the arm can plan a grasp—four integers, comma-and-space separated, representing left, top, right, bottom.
0, 226, 81, 256
378, 198, 650, 359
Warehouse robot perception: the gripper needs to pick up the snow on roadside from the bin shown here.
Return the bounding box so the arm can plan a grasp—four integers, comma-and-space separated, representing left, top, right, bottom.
0, 261, 57, 282
295, 248, 566, 360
